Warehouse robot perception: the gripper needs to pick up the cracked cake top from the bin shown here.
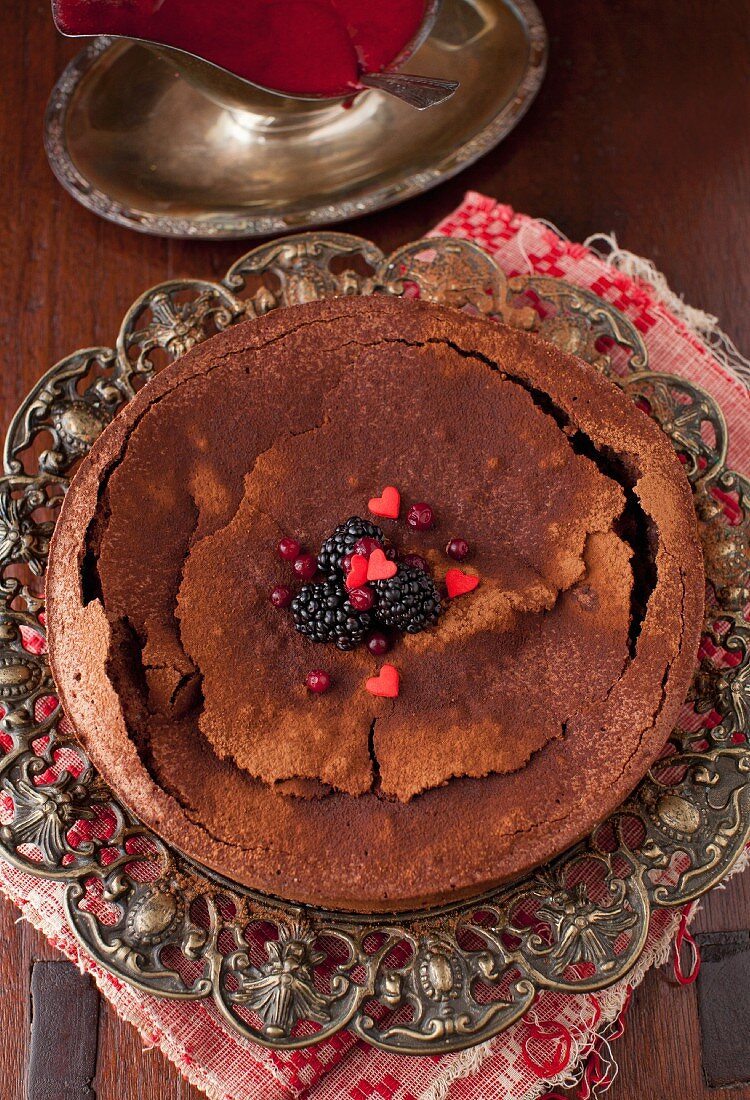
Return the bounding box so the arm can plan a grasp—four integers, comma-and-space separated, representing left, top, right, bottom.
46, 297, 704, 912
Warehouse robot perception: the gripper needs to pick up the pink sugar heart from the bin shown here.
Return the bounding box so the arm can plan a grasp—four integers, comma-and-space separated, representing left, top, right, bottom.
368, 485, 400, 520
345, 554, 369, 590
366, 548, 397, 581
366, 664, 399, 698
445, 568, 479, 598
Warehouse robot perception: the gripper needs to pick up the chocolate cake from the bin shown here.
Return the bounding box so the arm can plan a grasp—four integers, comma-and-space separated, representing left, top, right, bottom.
46, 297, 704, 912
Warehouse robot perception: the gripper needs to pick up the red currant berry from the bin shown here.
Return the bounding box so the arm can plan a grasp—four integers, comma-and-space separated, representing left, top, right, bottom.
402, 553, 428, 572
353, 536, 383, 558
407, 502, 434, 531
305, 670, 331, 693
270, 584, 293, 609
446, 538, 470, 562
278, 536, 301, 561
367, 631, 391, 656
341, 552, 355, 573
293, 554, 318, 580
349, 586, 374, 611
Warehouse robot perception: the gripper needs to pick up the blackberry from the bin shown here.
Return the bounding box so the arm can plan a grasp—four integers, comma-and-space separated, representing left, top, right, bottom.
373, 565, 442, 634
316, 516, 385, 577
292, 579, 372, 650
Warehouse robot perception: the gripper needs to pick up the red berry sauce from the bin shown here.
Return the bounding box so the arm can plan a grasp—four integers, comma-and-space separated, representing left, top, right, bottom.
53, 0, 427, 98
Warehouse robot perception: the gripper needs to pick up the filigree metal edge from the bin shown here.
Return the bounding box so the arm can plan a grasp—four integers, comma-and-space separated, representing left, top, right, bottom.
0, 232, 747, 1054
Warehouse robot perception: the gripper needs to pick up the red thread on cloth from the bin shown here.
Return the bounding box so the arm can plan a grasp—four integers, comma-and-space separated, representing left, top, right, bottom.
578, 1043, 616, 1099
673, 904, 701, 985
520, 1020, 573, 1077
606, 986, 632, 1041
578, 986, 633, 1097
585, 995, 602, 1031
539, 987, 633, 1100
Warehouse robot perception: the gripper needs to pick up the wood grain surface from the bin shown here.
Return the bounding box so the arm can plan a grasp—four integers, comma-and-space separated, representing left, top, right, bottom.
0, 0, 748, 1096
28, 962, 99, 1099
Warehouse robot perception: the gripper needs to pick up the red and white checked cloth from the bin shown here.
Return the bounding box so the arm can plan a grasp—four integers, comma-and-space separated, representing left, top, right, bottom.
1, 194, 748, 1100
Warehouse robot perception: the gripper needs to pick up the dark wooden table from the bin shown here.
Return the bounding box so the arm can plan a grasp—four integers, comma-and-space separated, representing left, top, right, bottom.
1, 1, 748, 1096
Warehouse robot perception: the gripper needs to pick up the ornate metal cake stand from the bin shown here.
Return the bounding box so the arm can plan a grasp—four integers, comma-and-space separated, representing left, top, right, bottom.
0, 234, 748, 1054
44, 0, 546, 238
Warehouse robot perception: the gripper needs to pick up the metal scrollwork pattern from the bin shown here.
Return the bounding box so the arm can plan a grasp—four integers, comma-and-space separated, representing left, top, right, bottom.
0, 233, 747, 1054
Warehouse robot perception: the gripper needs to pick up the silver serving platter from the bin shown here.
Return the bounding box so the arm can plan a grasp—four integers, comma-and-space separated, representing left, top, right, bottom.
0, 233, 748, 1055
44, 0, 547, 238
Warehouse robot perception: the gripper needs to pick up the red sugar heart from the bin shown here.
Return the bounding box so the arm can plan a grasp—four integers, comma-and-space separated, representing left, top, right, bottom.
366, 548, 397, 581
368, 485, 401, 520
445, 568, 479, 598
345, 554, 369, 590
366, 664, 400, 698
